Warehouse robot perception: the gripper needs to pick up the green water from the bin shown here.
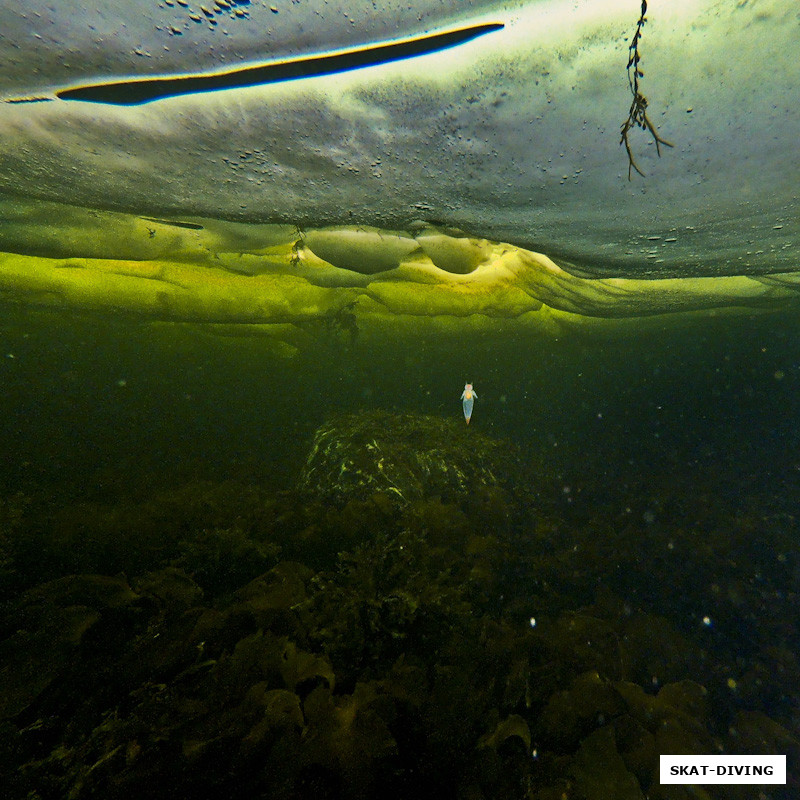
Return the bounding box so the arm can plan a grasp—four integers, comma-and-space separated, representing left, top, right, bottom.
2, 0, 799, 793
1, 300, 798, 798
2, 304, 799, 498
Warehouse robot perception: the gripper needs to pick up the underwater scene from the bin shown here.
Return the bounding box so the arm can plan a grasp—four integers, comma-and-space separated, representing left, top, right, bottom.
1, 1, 799, 798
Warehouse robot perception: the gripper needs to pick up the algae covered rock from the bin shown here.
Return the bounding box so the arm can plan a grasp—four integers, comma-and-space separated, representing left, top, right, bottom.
297, 410, 523, 505
133, 566, 203, 610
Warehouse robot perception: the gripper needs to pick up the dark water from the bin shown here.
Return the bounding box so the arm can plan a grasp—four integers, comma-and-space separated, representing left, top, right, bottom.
1, 302, 799, 798
4, 304, 800, 499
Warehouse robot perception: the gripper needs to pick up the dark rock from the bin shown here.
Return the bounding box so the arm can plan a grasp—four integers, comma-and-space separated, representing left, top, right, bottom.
133, 566, 203, 610
0, 574, 138, 720
570, 725, 644, 800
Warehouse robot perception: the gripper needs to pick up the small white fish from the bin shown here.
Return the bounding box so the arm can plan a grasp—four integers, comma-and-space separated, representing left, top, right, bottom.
461, 383, 477, 424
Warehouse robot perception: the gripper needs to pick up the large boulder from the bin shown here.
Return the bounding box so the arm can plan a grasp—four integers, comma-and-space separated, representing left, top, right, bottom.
297, 410, 523, 505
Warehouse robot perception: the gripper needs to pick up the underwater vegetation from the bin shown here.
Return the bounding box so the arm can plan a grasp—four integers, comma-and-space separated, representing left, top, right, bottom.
619, 0, 673, 180
1, 413, 799, 799
297, 410, 524, 505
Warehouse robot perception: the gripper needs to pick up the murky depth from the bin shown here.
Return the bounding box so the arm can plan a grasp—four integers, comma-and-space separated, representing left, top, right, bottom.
1, 302, 799, 798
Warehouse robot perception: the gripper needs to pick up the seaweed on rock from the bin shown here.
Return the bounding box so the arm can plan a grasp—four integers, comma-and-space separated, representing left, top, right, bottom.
2, 435, 799, 798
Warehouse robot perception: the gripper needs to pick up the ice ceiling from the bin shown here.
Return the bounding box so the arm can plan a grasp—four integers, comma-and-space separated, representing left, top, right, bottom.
0, 0, 798, 331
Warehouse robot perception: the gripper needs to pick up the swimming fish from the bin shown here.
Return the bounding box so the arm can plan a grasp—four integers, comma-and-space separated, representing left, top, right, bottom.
461, 383, 477, 424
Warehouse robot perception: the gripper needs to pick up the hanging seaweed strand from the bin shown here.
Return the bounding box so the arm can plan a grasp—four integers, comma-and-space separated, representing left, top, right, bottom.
620, 0, 673, 179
